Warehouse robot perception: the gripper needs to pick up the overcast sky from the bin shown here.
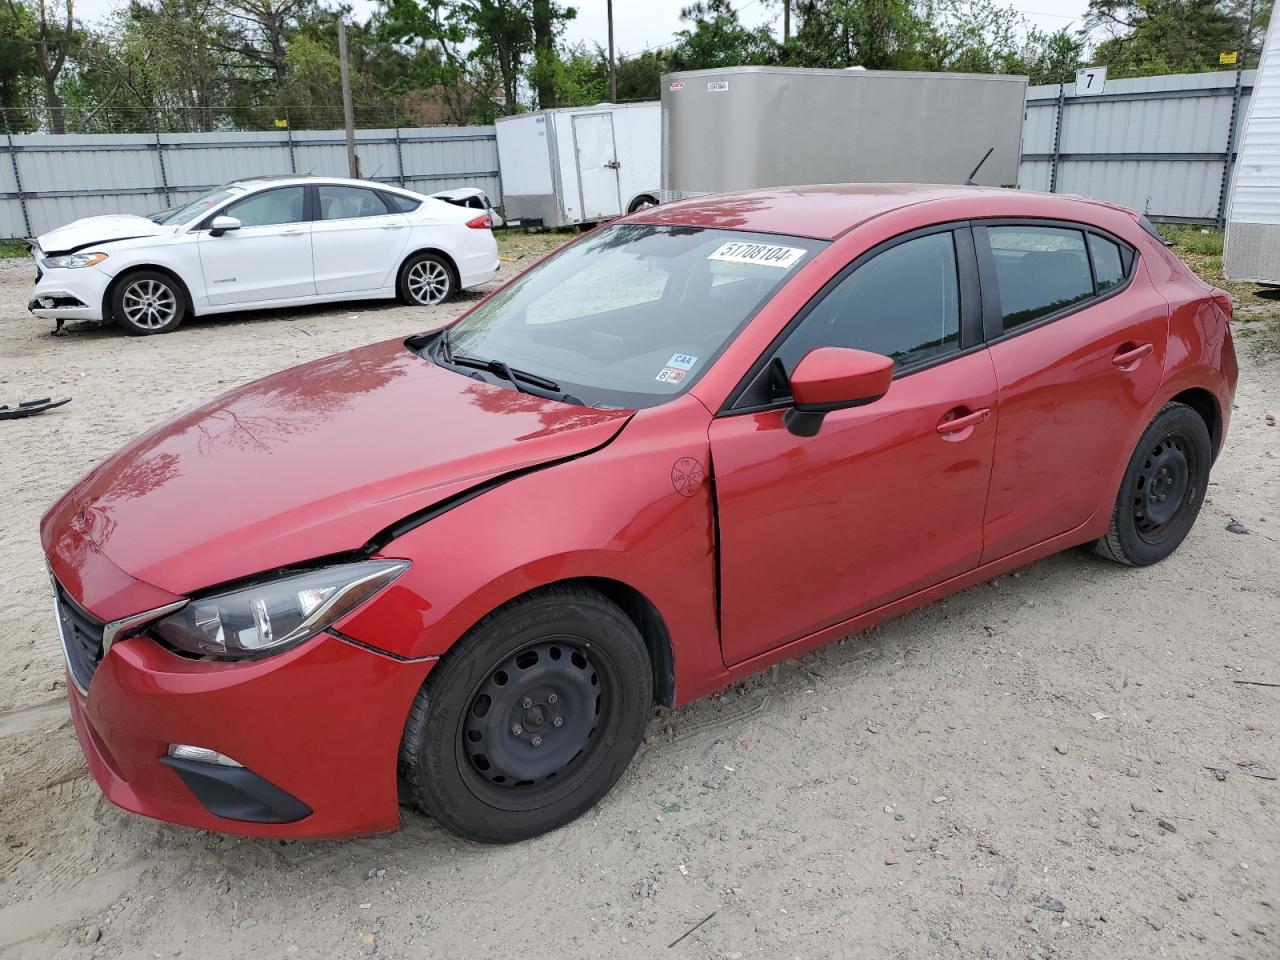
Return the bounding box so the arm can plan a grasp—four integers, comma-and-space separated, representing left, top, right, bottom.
71, 0, 1095, 52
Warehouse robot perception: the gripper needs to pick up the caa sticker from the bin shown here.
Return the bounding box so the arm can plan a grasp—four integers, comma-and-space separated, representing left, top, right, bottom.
669, 80, 686, 91
655, 366, 687, 384
667, 353, 697, 371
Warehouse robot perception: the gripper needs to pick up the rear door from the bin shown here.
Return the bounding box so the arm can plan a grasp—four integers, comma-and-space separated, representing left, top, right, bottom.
710, 225, 998, 665
572, 113, 622, 220
197, 185, 313, 306
976, 222, 1169, 561
310, 184, 412, 295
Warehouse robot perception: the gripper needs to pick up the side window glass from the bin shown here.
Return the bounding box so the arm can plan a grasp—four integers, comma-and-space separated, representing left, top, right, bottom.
775, 231, 961, 376
318, 185, 393, 220
1088, 233, 1126, 290
223, 187, 305, 228
988, 226, 1093, 331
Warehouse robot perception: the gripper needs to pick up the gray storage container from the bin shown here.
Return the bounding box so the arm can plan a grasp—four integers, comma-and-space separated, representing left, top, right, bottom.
661, 67, 1027, 200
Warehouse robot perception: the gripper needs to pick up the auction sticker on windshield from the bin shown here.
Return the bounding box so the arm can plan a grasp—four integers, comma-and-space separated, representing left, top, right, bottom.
708, 241, 806, 269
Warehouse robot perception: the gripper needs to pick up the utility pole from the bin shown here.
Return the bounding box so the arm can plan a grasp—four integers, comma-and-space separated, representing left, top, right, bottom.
337, 19, 360, 179
783, 0, 790, 43
607, 0, 617, 102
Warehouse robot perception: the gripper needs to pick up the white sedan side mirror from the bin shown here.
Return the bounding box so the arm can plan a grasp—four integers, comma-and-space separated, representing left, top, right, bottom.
210, 216, 242, 237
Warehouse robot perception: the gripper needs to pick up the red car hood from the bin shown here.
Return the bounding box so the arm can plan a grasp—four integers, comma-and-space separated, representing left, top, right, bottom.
42, 339, 631, 596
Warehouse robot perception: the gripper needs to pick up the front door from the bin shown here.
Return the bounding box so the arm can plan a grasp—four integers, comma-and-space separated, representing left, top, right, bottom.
976, 223, 1169, 562
711, 228, 999, 665
572, 113, 622, 220
310, 184, 412, 295
197, 185, 314, 306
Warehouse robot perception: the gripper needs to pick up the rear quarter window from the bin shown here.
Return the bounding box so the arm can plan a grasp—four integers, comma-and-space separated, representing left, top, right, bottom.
385, 193, 422, 213
1088, 234, 1126, 290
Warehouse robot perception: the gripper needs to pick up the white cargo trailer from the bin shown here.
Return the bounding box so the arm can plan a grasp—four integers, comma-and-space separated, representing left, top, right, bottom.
495, 102, 661, 227
661, 67, 1027, 200
1224, 6, 1280, 285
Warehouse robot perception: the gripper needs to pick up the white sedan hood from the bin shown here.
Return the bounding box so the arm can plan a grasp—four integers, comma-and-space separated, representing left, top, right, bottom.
36, 215, 173, 255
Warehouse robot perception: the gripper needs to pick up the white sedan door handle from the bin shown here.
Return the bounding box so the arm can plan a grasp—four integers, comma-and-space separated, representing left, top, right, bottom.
381, 223, 407, 230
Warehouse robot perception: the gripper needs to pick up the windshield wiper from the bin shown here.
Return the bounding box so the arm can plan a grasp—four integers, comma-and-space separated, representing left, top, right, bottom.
435, 330, 571, 399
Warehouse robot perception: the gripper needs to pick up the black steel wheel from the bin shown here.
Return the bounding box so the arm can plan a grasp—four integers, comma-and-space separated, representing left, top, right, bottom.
400, 585, 652, 842
1096, 402, 1212, 566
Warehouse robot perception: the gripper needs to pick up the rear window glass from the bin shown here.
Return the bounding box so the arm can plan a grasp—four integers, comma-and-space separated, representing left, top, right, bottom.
989, 226, 1094, 332
318, 185, 392, 220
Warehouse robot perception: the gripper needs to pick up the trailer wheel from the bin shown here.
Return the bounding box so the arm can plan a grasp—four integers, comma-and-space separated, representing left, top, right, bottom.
627, 194, 658, 214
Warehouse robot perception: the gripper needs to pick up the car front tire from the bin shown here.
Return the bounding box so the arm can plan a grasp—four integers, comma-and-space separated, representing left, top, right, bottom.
397, 252, 456, 306
111, 270, 186, 335
1095, 402, 1212, 566
399, 585, 653, 843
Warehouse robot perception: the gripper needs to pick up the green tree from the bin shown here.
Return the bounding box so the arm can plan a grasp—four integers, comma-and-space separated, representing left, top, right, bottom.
671, 0, 781, 70
786, 0, 927, 69
0, 1, 38, 123
530, 0, 576, 108
1088, 0, 1265, 75
2, 0, 81, 132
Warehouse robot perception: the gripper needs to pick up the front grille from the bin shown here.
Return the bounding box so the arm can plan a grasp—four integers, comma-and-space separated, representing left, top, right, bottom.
53, 583, 106, 693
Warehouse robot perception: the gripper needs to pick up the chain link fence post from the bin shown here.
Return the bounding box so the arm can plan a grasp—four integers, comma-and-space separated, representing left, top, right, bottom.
3, 113, 32, 239
1049, 81, 1066, 194
1216, 65, 1245, 228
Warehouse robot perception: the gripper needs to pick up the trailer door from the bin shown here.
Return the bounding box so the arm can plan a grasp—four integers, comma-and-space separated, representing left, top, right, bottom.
572, 112, 622, 220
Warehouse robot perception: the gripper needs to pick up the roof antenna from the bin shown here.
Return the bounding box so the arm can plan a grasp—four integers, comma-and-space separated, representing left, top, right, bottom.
965, 147, 995, 186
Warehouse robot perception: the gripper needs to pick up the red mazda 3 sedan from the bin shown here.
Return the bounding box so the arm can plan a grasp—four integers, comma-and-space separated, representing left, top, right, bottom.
43, 185, 1237, 842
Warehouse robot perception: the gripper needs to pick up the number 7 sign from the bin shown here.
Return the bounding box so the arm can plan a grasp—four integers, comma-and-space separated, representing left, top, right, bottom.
1075, 66, 1107, 96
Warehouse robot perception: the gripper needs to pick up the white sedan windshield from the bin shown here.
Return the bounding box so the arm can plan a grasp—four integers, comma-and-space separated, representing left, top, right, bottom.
439, 224, 825, 408
156, 188, 240, 226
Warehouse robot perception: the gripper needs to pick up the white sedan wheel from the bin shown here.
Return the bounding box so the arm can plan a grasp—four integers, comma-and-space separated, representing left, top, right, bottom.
404, 258, 453, 306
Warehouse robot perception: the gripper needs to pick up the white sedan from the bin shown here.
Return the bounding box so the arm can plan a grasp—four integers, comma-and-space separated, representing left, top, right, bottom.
27, 176, 501, 335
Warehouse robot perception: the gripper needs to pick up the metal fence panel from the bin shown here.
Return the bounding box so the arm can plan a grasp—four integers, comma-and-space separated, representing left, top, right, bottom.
1019, 69, 1255, 223
1, 125, 504, 239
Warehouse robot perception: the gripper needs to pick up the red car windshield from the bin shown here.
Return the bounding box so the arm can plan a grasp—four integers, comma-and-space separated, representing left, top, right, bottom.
438, 224, 827, 409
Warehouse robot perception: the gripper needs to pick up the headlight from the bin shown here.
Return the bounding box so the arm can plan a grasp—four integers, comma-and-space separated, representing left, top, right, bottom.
152, 560, 408, 658
41, 251, 109, 270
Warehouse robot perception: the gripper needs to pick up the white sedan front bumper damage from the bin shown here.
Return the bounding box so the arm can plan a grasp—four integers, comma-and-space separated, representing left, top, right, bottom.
27, 251, 112, 322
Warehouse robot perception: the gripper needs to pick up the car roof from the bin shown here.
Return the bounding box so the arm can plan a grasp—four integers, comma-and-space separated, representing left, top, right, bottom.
228, 175, 419, 194
625, 183, 1136, 240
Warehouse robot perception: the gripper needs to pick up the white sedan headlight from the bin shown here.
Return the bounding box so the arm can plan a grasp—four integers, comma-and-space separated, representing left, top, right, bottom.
152, 560, 408, 658
41, 251, 109, 270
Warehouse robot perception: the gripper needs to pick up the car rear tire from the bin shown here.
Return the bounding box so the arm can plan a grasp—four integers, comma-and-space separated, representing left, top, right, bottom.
111, 270, 186, 335
397, 252, 456, 306
1094, 402, 1211, 566
399, 585, 653, 843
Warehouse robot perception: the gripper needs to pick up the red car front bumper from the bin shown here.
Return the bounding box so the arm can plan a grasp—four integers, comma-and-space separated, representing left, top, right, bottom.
68, 630, 433, 839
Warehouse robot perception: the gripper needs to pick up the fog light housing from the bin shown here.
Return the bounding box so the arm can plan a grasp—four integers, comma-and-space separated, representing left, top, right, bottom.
167, 744, 243, 767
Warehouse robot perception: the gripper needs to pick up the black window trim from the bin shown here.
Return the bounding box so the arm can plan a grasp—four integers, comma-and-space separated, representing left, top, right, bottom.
195, 184, 311, 231
973, 217, 1140, 346
721, 220, 984, 416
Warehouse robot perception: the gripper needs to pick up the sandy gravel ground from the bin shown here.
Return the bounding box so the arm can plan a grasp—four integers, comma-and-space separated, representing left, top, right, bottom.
0, 236, 1277, 960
